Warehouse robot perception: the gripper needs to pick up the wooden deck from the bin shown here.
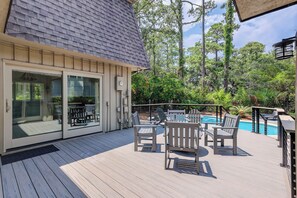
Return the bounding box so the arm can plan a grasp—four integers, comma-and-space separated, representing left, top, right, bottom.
0, 127, 290, 198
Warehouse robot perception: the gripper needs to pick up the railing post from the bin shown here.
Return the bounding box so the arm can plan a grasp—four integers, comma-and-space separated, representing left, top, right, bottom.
219, 106, 222, 123
278, 116, 283, 147
281, 128, 287, 167
290, 133, 296, 198
149, 100, 151, 121
264, 119, 268, 135
216, 106, 218, 123
256, 108, 260, 133
252, 107, 255, 132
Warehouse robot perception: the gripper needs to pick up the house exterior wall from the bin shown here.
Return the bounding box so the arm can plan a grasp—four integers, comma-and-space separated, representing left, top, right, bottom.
0, 36, 133, 154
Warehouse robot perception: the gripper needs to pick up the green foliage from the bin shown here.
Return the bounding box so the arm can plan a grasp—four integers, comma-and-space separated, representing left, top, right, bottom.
132, 1, 295, 115
207, 89, 232, 109
230, 106, 251, 118
233, 87, 250, 106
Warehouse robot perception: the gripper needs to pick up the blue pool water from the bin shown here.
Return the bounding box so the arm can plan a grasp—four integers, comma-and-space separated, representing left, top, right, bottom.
201, 116, 278, 135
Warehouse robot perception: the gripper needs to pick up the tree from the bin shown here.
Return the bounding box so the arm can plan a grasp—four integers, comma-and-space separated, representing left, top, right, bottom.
206, 23, 224, 64
223, 0, 235, 92
170, 0, 215, 79
134, 0, 178, 75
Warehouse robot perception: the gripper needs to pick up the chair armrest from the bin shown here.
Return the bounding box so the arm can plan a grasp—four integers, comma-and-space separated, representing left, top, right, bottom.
213, 126, 238, 130
204, 122, 222, 125
133, 124, 158, 128
204, 122, 222, 129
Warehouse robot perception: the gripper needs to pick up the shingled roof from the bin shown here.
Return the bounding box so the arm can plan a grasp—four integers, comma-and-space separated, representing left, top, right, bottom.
5, 0, 150, 68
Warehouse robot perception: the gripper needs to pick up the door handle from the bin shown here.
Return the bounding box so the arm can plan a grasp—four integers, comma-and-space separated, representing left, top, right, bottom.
6, 99, 11, 113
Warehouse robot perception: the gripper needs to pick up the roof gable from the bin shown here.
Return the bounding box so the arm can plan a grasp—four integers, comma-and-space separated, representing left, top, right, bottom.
5, 0, 150, 68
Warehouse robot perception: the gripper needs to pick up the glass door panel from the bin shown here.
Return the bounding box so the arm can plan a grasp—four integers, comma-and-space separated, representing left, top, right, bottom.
12, 71, 62, 139
67, 75, 100, 130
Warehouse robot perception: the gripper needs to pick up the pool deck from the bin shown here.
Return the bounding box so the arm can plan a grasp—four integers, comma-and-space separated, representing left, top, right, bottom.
0, 127, 290, 198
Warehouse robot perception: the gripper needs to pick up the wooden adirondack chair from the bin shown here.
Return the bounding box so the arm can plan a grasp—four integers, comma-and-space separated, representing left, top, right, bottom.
132, 112, 157, 152
165, 121, 200, 174
204, 114, 240, 155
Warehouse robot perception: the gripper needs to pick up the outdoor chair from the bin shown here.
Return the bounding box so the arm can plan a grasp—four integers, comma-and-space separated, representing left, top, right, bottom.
85, 104, 96, 121
165, 121, 200, 174
167, 114, 187, 122
68, 106, 87, 127
204, 114, 240, 155
188, 112, 201, 123
167, 109, 186, 115
132, 111, 157, 152
262, 110, 278, 121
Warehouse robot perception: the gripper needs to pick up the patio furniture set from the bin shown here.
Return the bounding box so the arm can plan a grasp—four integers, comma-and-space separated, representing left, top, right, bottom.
132, 109, 240, 174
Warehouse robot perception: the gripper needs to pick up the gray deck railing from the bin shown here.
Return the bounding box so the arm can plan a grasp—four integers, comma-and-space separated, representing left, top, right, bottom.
278, 115, 296, 198
132, 103, 228, 123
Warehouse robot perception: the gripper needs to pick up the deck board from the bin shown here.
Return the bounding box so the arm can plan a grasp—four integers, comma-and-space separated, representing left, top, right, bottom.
12, 161, 38, 198
0, 127, 290, 198
1, 163, 21, 198
22, 158, 56, 198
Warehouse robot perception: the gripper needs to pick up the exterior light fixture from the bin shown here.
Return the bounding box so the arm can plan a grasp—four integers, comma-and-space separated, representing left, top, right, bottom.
273, 32, 297, 60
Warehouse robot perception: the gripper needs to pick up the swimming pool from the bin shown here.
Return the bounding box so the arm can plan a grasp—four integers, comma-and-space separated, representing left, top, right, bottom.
201, 116, 278, 135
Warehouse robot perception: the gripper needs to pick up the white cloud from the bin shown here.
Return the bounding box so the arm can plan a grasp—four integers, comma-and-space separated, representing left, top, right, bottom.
233, 6, 297, 51
184, 34, 202, 48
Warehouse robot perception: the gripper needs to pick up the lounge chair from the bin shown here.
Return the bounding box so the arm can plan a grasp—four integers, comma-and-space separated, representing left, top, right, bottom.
132, 111, 157, 152
261, 110, 278, 120
204, 114, 240, 155
165, 121, 200, 174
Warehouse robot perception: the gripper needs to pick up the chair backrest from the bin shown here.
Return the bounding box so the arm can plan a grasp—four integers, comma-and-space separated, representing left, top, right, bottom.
165, 122, 199, 150
85, 104, 95, 113
188, 113, 201, 123
69, 106, 86, 119
132, 111, 140, 126
167, 109, 185, 115
272, 110, 278, 117
167, 114, 187, 122
189, 109, 200, 114
221, 114, 240, 136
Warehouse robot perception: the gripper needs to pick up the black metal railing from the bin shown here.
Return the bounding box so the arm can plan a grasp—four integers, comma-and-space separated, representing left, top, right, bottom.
279, 114, 296, 198
251, 106, 285, 135
132, 103, 228, 123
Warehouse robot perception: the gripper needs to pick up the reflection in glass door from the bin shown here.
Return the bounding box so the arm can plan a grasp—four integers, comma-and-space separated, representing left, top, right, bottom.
12, 71, 62, 139
67, 75, 101, 132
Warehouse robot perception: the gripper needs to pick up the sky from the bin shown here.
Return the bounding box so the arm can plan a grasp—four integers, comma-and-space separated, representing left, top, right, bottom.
180, 1, 297, 52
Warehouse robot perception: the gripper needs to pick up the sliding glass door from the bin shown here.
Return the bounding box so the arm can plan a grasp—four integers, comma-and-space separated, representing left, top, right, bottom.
63, 73, 102, 138
4, 66, 102, 150
4, 67, 63, 150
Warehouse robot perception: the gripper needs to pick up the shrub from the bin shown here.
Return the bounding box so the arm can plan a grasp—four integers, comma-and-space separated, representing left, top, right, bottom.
207, 89, 232, 109
230, 106, 251, 118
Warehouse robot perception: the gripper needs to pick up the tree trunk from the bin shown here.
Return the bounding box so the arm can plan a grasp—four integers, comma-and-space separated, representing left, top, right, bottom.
223, 0, 234, 92
177, 0, 184, 79
201, 0, 206, 87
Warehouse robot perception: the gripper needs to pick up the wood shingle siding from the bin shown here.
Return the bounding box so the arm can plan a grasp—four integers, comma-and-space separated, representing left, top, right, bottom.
5, 0, 150, 69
